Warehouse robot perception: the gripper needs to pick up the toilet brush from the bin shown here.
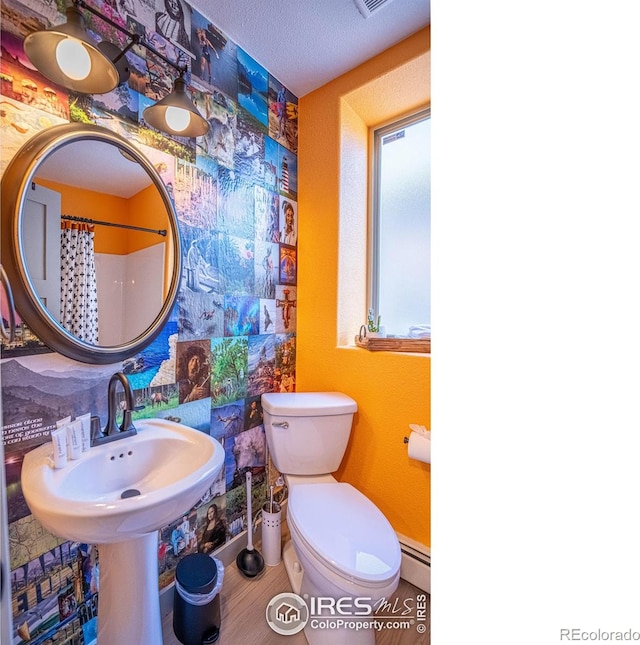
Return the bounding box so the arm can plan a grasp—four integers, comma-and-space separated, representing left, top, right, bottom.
236, 470, 264, 578
261, 485, 282, 566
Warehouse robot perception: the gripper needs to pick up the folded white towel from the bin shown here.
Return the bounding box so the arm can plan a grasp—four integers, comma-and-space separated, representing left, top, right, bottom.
408, 324, 431, 339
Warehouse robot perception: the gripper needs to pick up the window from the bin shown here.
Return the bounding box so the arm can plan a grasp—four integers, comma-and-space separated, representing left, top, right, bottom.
370, 109, 430, 337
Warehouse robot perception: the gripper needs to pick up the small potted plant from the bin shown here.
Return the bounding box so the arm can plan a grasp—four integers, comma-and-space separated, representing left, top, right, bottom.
366, 308, 386, 338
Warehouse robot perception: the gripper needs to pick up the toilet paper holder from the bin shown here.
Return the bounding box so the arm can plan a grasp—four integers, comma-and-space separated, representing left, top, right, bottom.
405, 424, 431, 464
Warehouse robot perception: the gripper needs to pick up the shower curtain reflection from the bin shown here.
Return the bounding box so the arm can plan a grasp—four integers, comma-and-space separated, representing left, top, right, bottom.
60, 221, 99, 344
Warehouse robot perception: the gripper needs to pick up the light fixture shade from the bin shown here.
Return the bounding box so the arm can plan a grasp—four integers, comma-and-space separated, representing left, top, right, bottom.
143, 76, 210, 138
23, 6, 119, 94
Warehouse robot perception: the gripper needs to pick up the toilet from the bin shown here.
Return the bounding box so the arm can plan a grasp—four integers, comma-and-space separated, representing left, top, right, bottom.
261, 392, 401, 645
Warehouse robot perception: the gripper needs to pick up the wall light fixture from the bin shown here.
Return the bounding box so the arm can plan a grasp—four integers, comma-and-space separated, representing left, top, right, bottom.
24, 0, 210, 137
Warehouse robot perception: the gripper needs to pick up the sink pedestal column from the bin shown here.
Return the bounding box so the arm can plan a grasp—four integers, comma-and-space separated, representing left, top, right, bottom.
97, 532, 163, 644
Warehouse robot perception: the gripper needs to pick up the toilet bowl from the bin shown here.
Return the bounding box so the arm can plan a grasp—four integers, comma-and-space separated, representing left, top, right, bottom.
261, 392, 401, 645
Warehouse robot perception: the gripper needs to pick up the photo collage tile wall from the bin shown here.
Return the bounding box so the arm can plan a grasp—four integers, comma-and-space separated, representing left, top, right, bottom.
0, 0, 298, 641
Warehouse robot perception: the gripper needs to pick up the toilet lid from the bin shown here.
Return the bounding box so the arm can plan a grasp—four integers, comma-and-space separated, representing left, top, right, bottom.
288, 483, 401, 584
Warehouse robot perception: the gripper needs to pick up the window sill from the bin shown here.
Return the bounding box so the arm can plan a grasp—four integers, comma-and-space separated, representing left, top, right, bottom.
353, 335, 430, 354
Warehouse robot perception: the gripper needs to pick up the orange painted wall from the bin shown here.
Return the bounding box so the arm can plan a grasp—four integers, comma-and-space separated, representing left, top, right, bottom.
297, 28, 431, 546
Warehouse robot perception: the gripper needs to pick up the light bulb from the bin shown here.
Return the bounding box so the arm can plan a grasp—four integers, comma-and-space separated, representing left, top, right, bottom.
55, 38, 91, 81
164, 106, 190, 133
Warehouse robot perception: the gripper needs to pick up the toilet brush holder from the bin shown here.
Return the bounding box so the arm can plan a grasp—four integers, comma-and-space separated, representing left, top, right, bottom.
261, 501, 282, 567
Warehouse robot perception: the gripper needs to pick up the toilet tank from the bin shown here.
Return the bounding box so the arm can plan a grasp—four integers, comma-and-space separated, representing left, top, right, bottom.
261, 392, 357, 475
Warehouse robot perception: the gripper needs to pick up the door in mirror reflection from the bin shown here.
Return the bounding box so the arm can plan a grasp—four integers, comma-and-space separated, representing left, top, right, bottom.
23, 183, 61, 322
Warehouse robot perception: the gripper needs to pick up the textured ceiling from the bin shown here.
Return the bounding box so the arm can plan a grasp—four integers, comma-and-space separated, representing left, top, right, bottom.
195, 0, 431, 98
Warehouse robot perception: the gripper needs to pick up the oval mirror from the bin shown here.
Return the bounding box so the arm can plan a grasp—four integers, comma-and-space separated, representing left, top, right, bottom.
1, 123, 181, 364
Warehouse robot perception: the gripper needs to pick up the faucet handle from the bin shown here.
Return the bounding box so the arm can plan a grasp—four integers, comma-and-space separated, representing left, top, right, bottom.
90, 416, 104, 445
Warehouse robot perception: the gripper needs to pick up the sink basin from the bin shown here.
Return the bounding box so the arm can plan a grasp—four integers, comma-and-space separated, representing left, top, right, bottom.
21, 417, 225, 645
22, 417, 224, 543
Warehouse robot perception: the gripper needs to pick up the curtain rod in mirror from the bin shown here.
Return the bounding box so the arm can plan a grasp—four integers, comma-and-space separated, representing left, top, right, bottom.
61, 214, 167, 237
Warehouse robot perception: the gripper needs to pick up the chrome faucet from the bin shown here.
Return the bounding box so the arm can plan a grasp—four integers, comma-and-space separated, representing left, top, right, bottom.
91, 372, 137, 446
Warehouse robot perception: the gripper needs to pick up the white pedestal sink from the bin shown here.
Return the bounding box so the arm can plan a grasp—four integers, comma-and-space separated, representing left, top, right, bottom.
21, 418, 225, 645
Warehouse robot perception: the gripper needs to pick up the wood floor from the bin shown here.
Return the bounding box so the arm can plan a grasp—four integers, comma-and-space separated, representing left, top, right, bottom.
161, 553, 430, 645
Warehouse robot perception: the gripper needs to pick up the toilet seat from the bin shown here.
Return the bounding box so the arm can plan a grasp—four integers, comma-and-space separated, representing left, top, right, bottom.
287, 483, 401, 585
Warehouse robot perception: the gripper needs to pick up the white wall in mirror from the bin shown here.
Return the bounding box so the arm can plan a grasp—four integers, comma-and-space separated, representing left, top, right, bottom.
95, 243, 165, 346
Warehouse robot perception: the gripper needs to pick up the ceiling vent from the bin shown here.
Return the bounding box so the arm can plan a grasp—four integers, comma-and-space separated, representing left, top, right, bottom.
353, 0, 393, 18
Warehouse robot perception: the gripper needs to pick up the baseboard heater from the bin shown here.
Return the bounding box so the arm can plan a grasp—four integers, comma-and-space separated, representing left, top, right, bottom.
397, 533, 430, 594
